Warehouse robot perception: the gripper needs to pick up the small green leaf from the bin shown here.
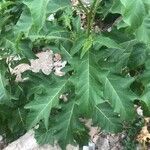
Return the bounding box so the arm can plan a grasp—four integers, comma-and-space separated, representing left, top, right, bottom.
72, 16, 81, 33
93, 35, 122, 49
70, 36, 86, 56
127, 43, 146, 69
80, 35, 93, 58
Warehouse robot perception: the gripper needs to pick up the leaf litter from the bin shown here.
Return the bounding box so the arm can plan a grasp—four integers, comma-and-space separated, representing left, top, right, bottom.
11, 49, 67, 82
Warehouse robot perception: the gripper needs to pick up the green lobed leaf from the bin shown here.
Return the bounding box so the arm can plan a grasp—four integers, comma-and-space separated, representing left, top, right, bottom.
72, 52, 106, 116
103, 74, 136, 120
28, 23, 72, 43
127, 43, 147, 69
120, 0, 146, 28
93, 102, 122, 133
136, 15, 150, 44
141, 84, 150, 114
47, 0, 71, 14
103, 41, 148, 72
0, 73, 9, 104
23, 0, 71, 32
35, 100, 89, 149
93, 35, 122, 49
111, 0, 122, 14
16, 39, 35, 59
23, 0, 50, 32
14, 7, 32, 37
35, 124, 54, 145
0, 62, 11, 105
139, 61, 150, 114
72, 16, 81, 33
24, 73, 70, 129
53, 101, 89, 149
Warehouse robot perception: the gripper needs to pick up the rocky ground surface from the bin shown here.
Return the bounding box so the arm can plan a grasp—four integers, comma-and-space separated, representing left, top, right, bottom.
0, 131, 125, 150
0, 131, 145, 150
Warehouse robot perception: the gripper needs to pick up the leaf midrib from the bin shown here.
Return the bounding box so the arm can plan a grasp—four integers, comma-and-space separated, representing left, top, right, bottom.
0, 73, 7, 100
95, 105, 115, 126
28, 80, 68, 128
63, 102, 75, 142
105, 77, 126, 114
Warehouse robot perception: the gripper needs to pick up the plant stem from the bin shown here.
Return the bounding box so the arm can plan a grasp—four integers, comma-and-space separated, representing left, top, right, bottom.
86, 0, 101, 36
78, 0, 101, 36
78, 0, 89, 14
86, 9, 92, 36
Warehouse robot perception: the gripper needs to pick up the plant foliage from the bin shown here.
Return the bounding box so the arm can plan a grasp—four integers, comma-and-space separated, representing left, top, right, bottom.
0, 0, 150, 149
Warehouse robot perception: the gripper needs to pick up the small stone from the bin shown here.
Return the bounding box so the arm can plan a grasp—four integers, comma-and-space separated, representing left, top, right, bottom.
54, 69, 65, 76
47, 14, 55, 21
59, 94, 68, 102
88, 142, 95, 150
83, 146, 89, 150
54, 53, 61, 62
97, 137, 110, 150
81, 0, 92, 6
0, 136, 3, 141
137, 106, 143, 116
107, 27, 112, 32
